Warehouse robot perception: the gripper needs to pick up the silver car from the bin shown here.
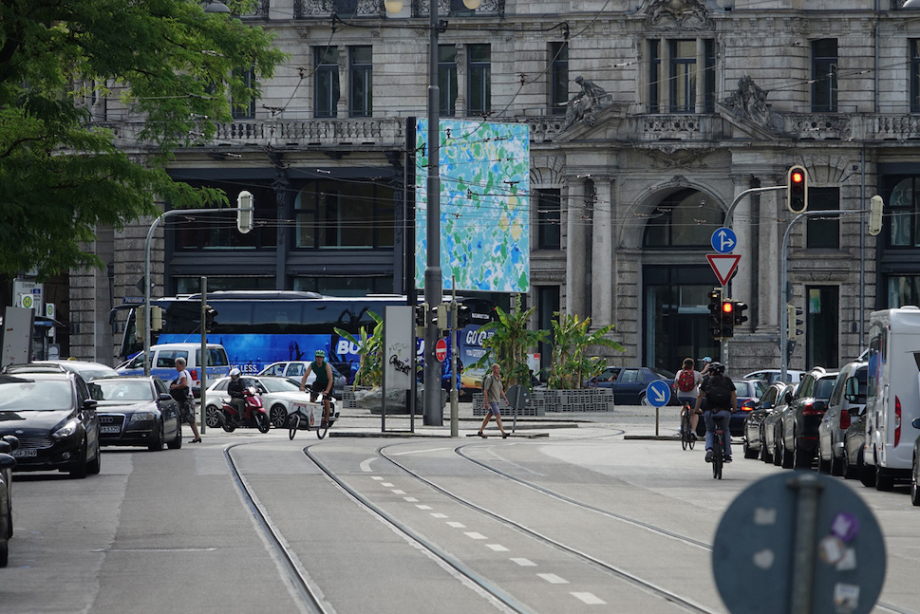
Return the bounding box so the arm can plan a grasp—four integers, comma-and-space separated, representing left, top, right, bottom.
817, 361, 867, 476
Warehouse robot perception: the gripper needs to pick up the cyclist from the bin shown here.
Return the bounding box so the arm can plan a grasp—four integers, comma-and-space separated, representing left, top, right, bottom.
300, 350, 333, 427
693, 361, 736, 463
673, 357, 702, 439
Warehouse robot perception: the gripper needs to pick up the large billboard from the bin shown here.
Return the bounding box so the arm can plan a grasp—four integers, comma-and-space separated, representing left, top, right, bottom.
415, 118, 530, 293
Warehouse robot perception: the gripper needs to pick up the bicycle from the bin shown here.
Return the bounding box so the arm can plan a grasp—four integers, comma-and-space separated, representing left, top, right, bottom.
679, 403, 695, 451
710, 412, 729, 480
287, 393, 338, 440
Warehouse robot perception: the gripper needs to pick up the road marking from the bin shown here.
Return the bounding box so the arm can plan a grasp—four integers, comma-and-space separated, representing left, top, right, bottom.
381, 482, 394, 488
360, 458, 376, 472
572, 593, 606, 605
390, 447, 450, 456
464, 532, 488, 540
537, 573, 569, 584
391, 489, 405, 495
510, 558, 537, 567
446, 521, 466, 528
430, 513, 448, 519
486, 544, 509, 552
403, 497, 418, 503
416, 505, 432, 510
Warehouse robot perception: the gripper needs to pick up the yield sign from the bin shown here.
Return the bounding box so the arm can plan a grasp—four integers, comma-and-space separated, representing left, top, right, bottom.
707, 254, 741, 286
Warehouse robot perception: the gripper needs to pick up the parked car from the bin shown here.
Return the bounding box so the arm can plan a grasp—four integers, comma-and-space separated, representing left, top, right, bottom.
91, 376, 182, 451
729, 378, 766, 437
5, 360, 119, 381
586, 366, 676, 405
912, 418, 920, 506
205, 375, 331, 429
817, 361, 867, 476
0, 369, 101, 478
843, 403, 869, 482
776, 367, 839, 469
116, 343, 231, 392
257, 361, 347, 397
744, 369, 807, 386
0, 445, 14, 567
742, 382, 794, 460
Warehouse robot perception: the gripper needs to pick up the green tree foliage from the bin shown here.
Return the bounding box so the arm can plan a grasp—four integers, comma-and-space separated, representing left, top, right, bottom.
0, 0, 285, 278
471, 295, 547, 388
548, 312, 624, 389
334, 311, 383, 388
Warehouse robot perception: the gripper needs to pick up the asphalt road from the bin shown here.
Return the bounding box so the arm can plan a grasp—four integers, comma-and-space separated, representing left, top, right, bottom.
2, 403, 918, 614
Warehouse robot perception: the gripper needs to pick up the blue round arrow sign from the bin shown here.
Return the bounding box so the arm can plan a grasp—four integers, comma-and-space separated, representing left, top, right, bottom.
711, 227, 737, 254
646, 380, 671, 407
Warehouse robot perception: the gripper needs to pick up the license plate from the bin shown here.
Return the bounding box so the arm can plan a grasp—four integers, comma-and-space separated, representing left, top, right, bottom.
12, 449, 37, 457
100, 426, 121, 434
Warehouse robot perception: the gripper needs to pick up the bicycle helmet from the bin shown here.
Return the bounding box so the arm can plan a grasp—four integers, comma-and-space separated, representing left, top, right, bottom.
230, 368, 241, 378
709, 362, 725, 375
314, 350, 326, 357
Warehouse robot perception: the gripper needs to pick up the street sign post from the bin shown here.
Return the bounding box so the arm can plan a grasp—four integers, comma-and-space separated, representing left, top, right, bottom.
646, 380, 671, 437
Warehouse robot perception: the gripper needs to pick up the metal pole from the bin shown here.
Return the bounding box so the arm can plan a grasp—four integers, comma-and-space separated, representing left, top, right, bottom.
450, 282, 458, 438
788, 473, 824, 614
423, 0, 442, 426
200, 277, 207, 435
143, 207, 252, 377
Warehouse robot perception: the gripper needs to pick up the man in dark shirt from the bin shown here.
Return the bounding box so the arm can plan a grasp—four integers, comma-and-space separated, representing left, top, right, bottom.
693, 362, 737, 463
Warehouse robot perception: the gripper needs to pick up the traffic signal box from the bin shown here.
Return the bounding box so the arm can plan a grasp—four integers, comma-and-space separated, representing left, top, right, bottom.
787, 165, 808, 214
786, 304, 804, 340
708, 288, 723, 339
732, 301, 748, 327
721, 299, 735, 339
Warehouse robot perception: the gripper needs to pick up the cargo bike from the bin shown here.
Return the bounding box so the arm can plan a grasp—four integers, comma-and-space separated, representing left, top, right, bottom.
287, 393, 339, 440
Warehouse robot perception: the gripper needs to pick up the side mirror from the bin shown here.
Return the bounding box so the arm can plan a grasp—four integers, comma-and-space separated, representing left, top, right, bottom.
762, 402, 775, 410
1, 435, 18, 452
158, 393, 173, 402
83, 399, 98, 411
0, 453, 16, 471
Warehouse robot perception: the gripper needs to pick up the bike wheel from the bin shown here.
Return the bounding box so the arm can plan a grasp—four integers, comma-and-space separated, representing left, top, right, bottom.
316, 421, 328, 440
288, 414, 300, 440
681, 428, 689, 451
256, 413, 271, 434
688, 431, 696, 450
712, 435, 723, 479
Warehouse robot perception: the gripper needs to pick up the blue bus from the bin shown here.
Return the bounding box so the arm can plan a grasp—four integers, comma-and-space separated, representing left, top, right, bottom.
114, 291, 495, 391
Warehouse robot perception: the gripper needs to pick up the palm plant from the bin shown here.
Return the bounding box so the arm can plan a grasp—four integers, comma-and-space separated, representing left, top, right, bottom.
470, 295, 546, 387
334, 311, 383, 388
548, 312, 624, 389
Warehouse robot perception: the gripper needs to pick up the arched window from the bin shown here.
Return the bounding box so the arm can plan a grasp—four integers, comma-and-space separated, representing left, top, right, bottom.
643, 189, 723, 247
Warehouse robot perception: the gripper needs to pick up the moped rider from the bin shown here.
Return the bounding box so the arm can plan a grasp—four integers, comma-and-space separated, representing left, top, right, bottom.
300, 350, 333, 427
227, 368, 247, 420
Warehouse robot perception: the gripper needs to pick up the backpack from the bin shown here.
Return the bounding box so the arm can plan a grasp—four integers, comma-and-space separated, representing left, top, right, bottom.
677, 369, 696, 392
704, 375, 733, 409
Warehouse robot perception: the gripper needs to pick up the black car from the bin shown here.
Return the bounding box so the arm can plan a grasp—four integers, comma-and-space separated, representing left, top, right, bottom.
777, 367, 839, 469
0, 371, 101, 478
91, 377, 182, 451
0, 436, 16, 567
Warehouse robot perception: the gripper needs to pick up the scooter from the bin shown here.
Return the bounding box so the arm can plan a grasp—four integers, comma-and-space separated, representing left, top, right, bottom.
218, 386, 271, 433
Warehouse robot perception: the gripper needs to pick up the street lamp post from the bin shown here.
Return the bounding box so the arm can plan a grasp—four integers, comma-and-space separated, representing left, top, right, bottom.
385, 0, 480, 426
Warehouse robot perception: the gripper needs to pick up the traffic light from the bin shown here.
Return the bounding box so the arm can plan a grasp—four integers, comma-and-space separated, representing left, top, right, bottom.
708, 288, 723, 339
415, 303, 427, 337
457, 304, 472, 329
237, 191, 253, 234
732, 301, 748, 327
434, 303, 449, 336
787, 165, 808, 214
786, 304, 804, 340
150, 306, 163, 332
721, 299, 735, 338
204, 305, 218, 333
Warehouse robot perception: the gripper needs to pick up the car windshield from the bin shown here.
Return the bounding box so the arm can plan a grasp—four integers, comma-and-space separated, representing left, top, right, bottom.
816, 377, 837, 400
0, 378, 72, 411
93, 380, 152, 401
260, 378, 301, 393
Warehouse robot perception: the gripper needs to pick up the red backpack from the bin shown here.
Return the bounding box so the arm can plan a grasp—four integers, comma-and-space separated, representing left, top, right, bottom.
676, 369, 696, 392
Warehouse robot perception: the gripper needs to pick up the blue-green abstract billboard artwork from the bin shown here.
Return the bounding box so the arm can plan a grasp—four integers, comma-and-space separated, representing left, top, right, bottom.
415, 118, 530, 293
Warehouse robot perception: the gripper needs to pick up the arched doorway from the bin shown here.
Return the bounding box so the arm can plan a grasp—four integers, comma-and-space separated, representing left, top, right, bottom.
642, 188, 724, 373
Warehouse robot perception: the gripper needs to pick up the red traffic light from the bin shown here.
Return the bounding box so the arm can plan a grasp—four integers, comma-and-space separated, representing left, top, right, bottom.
722, 301, 734, 314
790, 170, 804, 184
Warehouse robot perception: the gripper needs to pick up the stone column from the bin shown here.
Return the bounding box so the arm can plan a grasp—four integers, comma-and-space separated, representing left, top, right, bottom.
592, 177, 614, 327
565, 180, 587, 317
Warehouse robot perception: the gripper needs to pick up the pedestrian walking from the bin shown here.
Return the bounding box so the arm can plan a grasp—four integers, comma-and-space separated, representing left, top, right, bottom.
478, 364, 510, 439
170, 357, 201, 443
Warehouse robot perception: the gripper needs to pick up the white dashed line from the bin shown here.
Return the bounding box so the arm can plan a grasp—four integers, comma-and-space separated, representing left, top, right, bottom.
403, 497, 418, 503
416, 505, 433, 510
381, 482, 394, 487
464, 532, 488, 540
446, 521, 466, 528
486, 544, 509, 552
572, 592, 606, 605
537, 573, 569, 584
371, 476, 383, 481
430, 513, 448, 519
510, 558, 537, 567
391, 489, 406, 495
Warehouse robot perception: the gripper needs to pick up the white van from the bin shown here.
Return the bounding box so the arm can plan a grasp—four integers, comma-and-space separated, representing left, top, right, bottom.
117, 343, 231, 388
864, 307, 920, 490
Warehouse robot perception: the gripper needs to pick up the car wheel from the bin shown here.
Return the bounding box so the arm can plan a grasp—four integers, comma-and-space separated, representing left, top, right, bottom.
167, 420, 182, 449
858, 453, 875, 488
69, 439, 88, 479
0, 536, 7, 568
205, 404, 221, 429
875, 464, 894, 491
772, 436, 783, 467
829, 450, 842, 477
638, 392, 649, 406
269, 404, 288, 429
147, 421, 164, 452
793, 437, 812, 470
911, 455, 920, 507
816, 443, 830, 473
743, 438, 757, 459
781, 436, 794, 469
87, 440, 102, 475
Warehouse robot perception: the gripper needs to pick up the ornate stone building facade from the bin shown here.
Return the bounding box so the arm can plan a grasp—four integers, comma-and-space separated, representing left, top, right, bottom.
67, 0, 920, 376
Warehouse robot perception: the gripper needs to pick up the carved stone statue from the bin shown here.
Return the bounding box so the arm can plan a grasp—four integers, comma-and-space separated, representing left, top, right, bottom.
720, 75, 784, 134
563, 76, 609, 130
